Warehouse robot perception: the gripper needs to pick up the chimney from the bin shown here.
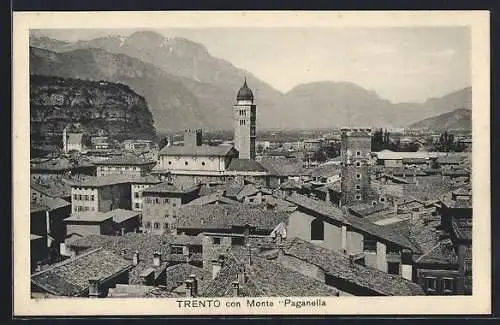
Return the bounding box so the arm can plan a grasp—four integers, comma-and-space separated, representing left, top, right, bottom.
88, 278, 102, 298
189, 274, 198, 297
133, 251, 139, 265
184, 279, 194, 297
231, 280, 240, 297
153, 251, 161, 267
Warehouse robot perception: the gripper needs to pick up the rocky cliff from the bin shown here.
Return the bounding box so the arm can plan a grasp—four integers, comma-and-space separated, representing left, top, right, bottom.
30, 75, 156, 145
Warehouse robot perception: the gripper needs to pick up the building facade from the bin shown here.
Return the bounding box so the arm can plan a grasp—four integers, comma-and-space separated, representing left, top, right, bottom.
70, 177, 131, 213
141, 182, 200, 234
95, 156, 157, 177
233, 79, 256, 161
340, 128, 373, 206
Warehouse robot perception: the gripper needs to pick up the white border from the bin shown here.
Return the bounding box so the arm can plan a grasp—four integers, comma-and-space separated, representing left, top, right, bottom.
13, 10, 491, 316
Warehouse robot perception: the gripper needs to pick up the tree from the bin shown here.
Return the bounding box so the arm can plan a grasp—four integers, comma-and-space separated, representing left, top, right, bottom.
158, 136, 169, 149
437, 131, 455, 152
312, 148, 327, 163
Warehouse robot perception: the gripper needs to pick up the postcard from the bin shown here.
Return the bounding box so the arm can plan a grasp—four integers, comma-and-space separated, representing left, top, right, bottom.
13, 10, 490, 316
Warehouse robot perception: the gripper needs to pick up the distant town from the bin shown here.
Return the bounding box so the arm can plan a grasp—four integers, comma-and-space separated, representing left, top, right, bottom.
30, 78, 472, 299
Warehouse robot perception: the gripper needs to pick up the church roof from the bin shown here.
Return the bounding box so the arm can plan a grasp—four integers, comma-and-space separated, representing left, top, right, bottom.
236, 78, 254, 101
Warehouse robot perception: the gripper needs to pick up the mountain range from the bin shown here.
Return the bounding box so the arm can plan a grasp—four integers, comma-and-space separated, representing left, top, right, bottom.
29, 31, 472, 132
408, 108, 472, 130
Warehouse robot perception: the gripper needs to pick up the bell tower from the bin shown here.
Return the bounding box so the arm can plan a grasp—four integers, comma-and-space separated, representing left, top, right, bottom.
233, 78, 256, 160
340, 127, 373, 206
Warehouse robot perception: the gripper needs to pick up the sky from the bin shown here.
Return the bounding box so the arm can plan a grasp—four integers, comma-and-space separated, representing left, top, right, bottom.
36, 27, 471, 103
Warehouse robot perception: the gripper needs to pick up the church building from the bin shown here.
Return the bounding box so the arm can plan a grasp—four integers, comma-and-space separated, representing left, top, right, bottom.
153, 79, 268, 187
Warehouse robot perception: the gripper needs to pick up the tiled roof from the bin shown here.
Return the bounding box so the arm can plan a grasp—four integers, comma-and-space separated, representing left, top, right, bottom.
279, 178, 302, 190
31, 180, 72, 198
171, 233, 204, 246
311, 164, 341, 178
376, 151, 439, 160
285, 193, 346, 223
349, 203, 391, 217
129, 261, 168, 285
259, 158, 308, 177
64, 212, 111, 223
402, 158, 429, 164
186, 193, 239, 206
31, 248, 132, 296
436, 155, 463, 164
285, 194, 418, 251
143, 182, 199, 194
414, 239, 458, 265
31, 158, 94, 172
245, 256, 340, 297
72, 175, 131, 187
176, 205, 289, 233
344, 214, 420, 252
66, 233, 172, 263
165, 263, 212, 291
236, 184, 271, 200
128, 175, 163, 184
95, 155, 157, 166
281, 238, 425, 296
227, 158, 268, 172
159, 145, 238, 157
201, 254, 241, 297
35, 196, 71, 211
224, 182, 244, 198
106, 209, 141, 224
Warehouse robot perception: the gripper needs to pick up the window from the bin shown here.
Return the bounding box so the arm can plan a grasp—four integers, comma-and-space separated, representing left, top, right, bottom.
442, 278, 454, 293
78, 194, 83, 200
135, 203, 140, 209
213, 237, 221, 245
155, 198, 159, 204
134, 192, 139, 198
91, 195, 95, 201
91, 207, 95, 211
202, 162, 206, 166
380, 197, 386, 203
73, 194, 78, 200
355, 185, 361, 190
145, 221, 151, 229
310, 218, 324, 240
164, 222, 169, 230
84, 206, 89, 212
168, 161, 172, 165
153, 222, 160, 229
172, 202, 177, 207
372, 201, 377, 206
356, 161, 361, 167
355, 194, 362, 200
165, 198, 170, 204
185, 161, 188, 166
425, 277, 437, 292
356, 151, 361, 156
387, 262, 400, 275
363, 236, 377, 252
356, 174, 362, 179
